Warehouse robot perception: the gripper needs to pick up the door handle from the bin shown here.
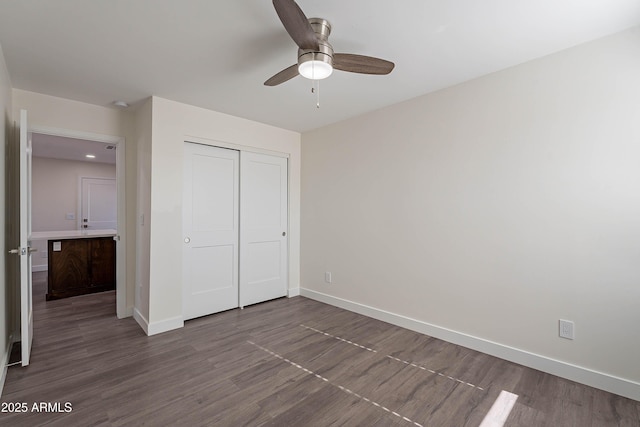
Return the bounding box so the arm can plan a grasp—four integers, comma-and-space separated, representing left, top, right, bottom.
184, 237, 191, 243
8, 248, 19, 254
28, 247, 37, 254
282, 231, 286, 237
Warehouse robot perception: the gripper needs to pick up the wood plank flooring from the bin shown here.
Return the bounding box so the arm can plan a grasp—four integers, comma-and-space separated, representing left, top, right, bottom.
1, 272, 638, 426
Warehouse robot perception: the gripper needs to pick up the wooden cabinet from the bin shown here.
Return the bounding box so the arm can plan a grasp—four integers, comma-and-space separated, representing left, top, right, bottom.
47, 237, 116, 300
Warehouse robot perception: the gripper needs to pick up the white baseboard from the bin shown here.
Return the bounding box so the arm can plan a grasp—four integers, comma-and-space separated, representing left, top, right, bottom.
300, 288, 640, 401
134, 309, 183, 336
123, 306, 134, 318
287, 287, 300, 297
133, 308, 149, 335
147, 315, 184, 336
117, 305, 134, 319
31, 265, 47, 272
0, 334, 14, 397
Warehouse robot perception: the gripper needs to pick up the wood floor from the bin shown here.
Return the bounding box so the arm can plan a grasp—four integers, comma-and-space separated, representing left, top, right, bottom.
1, 273, 638, 426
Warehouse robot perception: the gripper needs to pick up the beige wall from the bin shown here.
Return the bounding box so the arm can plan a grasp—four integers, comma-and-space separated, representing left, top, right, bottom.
138, 97, 301, 334
30, 157, 116, 270
13, 89, 137, 316
0, 42, 13, 393
134, 98, 152, 325
301, 28, 640, 399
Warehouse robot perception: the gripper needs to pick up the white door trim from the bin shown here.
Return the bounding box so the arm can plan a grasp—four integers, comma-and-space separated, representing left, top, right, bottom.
185, 135, 290, 159
29, 125, 128, 319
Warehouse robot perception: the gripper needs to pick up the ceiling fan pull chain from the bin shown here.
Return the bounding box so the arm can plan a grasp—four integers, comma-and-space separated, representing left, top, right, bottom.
310, 79, 320, 108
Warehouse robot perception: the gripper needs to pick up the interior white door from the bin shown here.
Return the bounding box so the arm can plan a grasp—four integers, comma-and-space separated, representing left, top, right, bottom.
240, 152, 288, 307
17, 109, 34, 366
183, 143, 239, 320
81, 177, 117, 230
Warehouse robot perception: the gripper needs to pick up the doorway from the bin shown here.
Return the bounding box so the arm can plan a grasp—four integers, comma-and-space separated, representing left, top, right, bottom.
28, 126, 126, 318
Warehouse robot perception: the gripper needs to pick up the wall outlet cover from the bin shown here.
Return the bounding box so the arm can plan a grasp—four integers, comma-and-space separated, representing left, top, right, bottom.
559, 319, 575, 340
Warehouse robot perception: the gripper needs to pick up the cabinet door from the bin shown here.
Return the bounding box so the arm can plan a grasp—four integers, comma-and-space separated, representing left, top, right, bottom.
89, 237, 116, 287
48, 239, 89, 293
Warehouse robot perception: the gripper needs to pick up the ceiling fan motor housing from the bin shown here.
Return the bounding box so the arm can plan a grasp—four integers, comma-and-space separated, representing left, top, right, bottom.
298, 18, 333, 68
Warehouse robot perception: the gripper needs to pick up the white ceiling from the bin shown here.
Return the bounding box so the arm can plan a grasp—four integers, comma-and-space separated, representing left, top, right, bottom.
32, 133, 116, 165
0, 0, 638, 133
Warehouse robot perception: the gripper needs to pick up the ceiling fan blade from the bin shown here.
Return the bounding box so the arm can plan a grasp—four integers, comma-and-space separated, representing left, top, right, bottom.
264, 64, 299, 86
272, 0, 319, 50
333, 53, 395, 75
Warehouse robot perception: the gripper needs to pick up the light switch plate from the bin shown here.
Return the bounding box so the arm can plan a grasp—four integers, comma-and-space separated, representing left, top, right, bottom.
53, 241, 61, 252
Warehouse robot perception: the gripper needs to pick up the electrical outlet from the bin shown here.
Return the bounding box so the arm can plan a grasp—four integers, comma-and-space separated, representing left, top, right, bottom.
325, 272, 332, 284
559, 319, 575, 340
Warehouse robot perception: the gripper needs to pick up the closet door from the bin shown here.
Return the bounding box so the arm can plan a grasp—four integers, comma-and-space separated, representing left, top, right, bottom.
240, 152, 288, 307
183, 143, 239, 320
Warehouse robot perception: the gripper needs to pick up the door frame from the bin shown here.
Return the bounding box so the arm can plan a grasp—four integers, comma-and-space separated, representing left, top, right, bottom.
30, 125, 127, 318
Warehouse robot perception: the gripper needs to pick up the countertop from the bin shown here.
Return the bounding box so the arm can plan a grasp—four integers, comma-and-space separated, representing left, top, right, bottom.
31, 229, 117, 240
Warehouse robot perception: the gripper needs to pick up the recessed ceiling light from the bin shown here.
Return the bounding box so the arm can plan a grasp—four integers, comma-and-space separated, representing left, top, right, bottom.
86, 154, 96, 159
113, 100, 129, 108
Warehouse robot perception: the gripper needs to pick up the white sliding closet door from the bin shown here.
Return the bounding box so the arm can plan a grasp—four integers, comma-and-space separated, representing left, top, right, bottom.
240, 152, 288, 307
183, 143, 239, 320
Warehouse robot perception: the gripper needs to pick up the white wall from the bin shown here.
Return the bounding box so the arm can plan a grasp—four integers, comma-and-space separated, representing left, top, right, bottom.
139, 96, 301, 334
0, 42, 13, 395
30, 157, 116, 270
301, 28, 640, 399
133, 98, 152, 329
13, 89, 136, 315
32, 157, 116, 232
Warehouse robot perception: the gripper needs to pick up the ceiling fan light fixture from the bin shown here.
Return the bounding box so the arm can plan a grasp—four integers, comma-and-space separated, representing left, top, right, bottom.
298, 52, 333, 80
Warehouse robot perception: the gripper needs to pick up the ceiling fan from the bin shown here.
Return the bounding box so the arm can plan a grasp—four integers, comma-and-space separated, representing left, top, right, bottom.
264, 0, 395, 86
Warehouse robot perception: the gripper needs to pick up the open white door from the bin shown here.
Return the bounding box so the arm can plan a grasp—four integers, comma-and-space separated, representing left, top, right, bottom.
239, 152, 288, 307
11, 110, 34, 366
